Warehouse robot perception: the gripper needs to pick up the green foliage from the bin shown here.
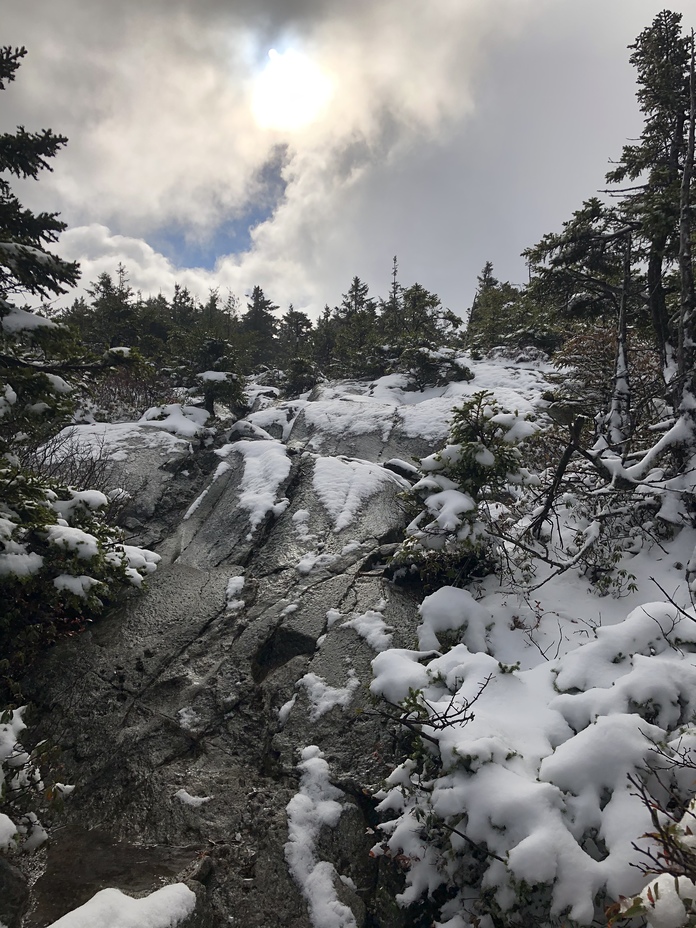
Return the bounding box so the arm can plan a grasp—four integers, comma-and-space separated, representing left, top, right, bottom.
0, 48, 160, 704
241, 285, 279, 369
397, 346, 474, 392
0, 463, 141, 702
466, 263, 559, 355
392, 391, 537, 590
523, 200, 633, 321
444, 391, 531, 498
284, 356, 322, 397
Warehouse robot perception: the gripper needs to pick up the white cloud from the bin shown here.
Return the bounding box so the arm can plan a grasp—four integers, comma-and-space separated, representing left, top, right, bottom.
6, 0, 696, 317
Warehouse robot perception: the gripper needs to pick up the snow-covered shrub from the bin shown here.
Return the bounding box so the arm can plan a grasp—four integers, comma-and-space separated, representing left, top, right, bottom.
0, 705, 68, 854
606, 745, 696, 928
195, 369, 245, 416
0, 316, 79, 460
370, 595, 696, 928
0, 462, 159, 700
392, 391, 538, 590
397, 346, 474, 392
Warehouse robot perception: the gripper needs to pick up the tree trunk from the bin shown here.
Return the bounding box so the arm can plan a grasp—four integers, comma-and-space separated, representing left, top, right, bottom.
678, 31, 696, 407
605, 232, 632, 455
647, 244, 670, 371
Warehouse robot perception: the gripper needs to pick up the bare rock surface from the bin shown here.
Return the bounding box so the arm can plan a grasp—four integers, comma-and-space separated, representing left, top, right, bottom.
19, 402, 430, 927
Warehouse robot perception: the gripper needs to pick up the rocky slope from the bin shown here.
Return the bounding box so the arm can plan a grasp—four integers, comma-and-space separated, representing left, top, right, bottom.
14, 365, 550, 927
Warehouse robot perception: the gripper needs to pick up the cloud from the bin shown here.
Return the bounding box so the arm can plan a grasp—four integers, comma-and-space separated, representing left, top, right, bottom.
6, 0, 696, 319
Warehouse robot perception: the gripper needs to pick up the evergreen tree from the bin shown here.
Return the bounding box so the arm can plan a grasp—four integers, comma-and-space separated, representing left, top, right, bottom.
523, 199, 635, 323
241, 285, 279, 369
170, 283, 198, 329
0, 47, 158, 700
137, 292, 171, 361
606, 10, 691, 368
379, 255, 403, 343
89, 264, 138, 349
0, 48, 79, 302
312, 305, 338, 375
0, 46, 81, 456
467, 261, 497, 334
333, 276, 379, 376
277, 304, 313, 364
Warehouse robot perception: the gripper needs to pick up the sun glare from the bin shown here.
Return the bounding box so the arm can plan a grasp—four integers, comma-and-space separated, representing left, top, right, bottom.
252, 48, 333, 131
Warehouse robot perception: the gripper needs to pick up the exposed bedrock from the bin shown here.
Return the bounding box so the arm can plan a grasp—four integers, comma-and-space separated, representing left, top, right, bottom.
20, 414, 430, 927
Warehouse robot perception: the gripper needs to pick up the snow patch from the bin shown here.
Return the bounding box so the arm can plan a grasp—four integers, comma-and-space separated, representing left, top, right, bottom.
285, 746, 357, 928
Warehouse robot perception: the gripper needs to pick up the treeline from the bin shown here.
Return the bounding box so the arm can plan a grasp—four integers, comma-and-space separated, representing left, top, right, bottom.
60, 261, 466, 397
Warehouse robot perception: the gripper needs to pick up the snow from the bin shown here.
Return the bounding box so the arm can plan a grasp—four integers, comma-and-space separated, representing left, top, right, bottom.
198, 369, 233, 382
0, 707, 52, 852
139, 403, 210, 439
45, 884, 197, 928
301, 397, 397, 448
225, 574, 245, 611
247, 401, 304, 440
340, 609, 393, 651
298, 671, 360, 720
53, 574, 102, 597
278, 693, 298, 725
216, 439, 291, 538
177, 706, 203, 732
300, 361, 548, 452
0, 382, 17, 418
296, 551, 339, 574
0, 550, 43, 578
1, 305, 57, 334
53, 421, 191, 462
285, 746, 356, 928
44, 525, 100, 559
0, 812, 17, 850
44, 373, 73, 394
417, 586, 491, 652
313, 456, 406, 532
174, 788, 212, 807
119, 545, 160, 585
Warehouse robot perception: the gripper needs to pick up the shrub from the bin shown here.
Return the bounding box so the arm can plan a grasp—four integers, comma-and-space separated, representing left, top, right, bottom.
0, 462, 159, 703
391, 391, 539, 589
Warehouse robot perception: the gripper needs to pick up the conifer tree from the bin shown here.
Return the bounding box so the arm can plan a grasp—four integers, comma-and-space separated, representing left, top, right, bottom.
379, 256, 403, 343
606, 10, 691, 369
0, 47, 157, 700
334, 277, 378, 375
241, 285, 279, 368
0, 46, 81, 456
278, 304, 313, 364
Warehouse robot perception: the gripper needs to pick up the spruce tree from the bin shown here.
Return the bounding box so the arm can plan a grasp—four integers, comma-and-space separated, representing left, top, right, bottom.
0, 46, 81, 456
241, 285, 279, 369
606, 10, 691, 368
334, 277, 379, 376
0, 47, 157, 701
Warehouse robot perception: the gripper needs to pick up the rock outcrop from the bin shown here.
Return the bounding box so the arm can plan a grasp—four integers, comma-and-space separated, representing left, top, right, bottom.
18, 383, 446, 927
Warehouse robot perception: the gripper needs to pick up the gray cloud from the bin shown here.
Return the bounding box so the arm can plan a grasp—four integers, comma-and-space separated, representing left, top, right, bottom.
4, 0, 696, 317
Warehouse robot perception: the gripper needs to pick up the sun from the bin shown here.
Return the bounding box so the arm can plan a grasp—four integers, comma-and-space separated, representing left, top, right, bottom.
252, 48, 333, 131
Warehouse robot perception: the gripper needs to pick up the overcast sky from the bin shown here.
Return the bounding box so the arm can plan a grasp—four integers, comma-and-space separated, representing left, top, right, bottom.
4, 0, 696, 318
